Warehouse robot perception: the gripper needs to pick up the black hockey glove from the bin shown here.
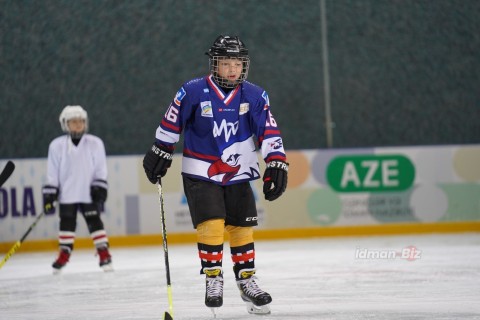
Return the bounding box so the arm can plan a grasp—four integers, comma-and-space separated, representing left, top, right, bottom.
143, 143, 173, 184
42, 185, 58, 214
91, 179, 108, 206
263, 160, 288, 201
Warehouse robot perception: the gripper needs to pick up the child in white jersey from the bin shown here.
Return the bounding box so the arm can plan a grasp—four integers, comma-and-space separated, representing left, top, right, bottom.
42, 105, 113, 274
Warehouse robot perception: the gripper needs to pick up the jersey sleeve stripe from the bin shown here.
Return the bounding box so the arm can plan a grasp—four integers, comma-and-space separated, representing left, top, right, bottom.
265, 154, 287, 163
161, 119, 181, 133
263, 129, 281, 136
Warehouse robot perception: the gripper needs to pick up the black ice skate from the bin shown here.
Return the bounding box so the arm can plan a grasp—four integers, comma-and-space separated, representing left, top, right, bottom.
236, 268, 272, 315
97, 246, 113, 272
204, 267, 224, 318
52, 248, 71, 274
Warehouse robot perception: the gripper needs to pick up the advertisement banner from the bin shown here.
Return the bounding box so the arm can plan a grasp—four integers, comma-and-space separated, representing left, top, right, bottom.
1, 145, 479, 243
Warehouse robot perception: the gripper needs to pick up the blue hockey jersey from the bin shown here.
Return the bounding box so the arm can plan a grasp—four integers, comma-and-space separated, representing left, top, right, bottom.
155, 75, 287, 185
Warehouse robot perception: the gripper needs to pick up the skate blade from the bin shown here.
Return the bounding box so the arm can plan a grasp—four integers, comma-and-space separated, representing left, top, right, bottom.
245, 302, 271, 315
52, 268, 62, 275
101, 263, 114, 272
209, 307, 219, 318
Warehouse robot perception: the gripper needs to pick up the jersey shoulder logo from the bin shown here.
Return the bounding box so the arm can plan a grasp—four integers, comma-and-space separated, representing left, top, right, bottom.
174, 87, 186, 106
261, 91, 270, 106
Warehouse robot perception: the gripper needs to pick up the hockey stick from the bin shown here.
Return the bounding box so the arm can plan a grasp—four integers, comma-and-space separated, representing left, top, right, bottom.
0, 161, 15, 187
0, 210, 45, 269
157, 180, 174, 320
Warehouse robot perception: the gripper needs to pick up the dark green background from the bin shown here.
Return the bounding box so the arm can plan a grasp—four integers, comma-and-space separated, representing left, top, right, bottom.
1, 0, 479, 158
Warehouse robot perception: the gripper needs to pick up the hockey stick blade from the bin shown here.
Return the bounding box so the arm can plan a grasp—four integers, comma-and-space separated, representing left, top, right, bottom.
0, 211, 45, 269
0, 161, 15, 187
163, 311, 173, 320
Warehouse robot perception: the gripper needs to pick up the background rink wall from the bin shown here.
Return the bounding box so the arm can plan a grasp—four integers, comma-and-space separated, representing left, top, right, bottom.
1, 145, 479, 251
1, 0, 480, 159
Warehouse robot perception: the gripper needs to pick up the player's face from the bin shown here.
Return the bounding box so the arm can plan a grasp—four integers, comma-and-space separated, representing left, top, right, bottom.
67, 118, 86, 135
216, 58, 243, 84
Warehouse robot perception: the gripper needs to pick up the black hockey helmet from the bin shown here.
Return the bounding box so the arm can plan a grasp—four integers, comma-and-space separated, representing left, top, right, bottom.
206, 35, 250, 88
206, 35, 249, 58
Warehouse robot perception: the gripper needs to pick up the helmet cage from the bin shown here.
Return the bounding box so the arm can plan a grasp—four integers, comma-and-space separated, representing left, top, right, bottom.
59, 105, 88, 138
209, 56, 250, 88
206, 35, 250, 88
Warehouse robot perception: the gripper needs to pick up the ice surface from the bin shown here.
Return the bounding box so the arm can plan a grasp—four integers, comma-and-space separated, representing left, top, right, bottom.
1, 233, 480, 319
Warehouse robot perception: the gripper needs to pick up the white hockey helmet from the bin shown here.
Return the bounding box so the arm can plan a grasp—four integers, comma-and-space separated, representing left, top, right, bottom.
59, 105, 88, 134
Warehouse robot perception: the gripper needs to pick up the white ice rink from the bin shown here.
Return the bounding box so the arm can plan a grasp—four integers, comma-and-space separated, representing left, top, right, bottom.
1, 233, 480, 320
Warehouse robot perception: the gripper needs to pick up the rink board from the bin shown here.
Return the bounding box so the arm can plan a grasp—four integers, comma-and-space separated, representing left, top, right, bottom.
1, 144, 479, 251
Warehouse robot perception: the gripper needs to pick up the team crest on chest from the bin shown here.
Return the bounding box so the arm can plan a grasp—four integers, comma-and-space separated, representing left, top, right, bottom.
201, 101, 213, 117
239, 103, 249, 115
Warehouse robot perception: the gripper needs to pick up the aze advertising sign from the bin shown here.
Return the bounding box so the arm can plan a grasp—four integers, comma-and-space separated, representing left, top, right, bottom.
326, 154, 415, 193
324, 153, 417, 224
261, 145, 480, 229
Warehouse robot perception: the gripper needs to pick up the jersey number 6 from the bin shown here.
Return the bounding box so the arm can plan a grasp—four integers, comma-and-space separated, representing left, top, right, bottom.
266, 110, 277, 127
165, 105, 179, 122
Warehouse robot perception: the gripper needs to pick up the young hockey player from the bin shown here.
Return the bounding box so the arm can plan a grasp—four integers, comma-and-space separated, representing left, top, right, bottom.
43, 105, 113, 274
143, 35, 288, 316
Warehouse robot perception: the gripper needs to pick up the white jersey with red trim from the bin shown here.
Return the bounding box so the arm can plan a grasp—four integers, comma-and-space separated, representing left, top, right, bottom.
155, 75, 286, 185
46, 134, 108, 203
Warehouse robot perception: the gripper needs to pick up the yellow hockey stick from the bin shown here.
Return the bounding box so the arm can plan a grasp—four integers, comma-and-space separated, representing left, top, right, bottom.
157, 180, 174, 320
